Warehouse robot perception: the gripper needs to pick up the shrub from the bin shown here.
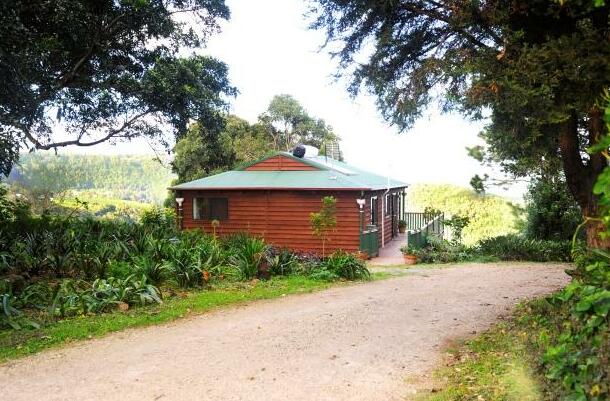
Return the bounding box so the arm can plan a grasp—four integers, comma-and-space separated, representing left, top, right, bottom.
44, 276, 161, 317
131, 255, 167, 286
524, 250, 610, 401
476, 234, 572, 262
411, 236, 473, 264
312, 251, 370, 281
267, 247, 302, 276
164, 231, 222, 288
407, 184, 522, 245
229, 236, 267, 280
523, 175, 583, 241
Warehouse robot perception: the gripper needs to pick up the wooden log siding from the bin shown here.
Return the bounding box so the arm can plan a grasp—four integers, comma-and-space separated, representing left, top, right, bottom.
181, 190, 361, 253
363, 189, 401, 246
244, 155, 320, 171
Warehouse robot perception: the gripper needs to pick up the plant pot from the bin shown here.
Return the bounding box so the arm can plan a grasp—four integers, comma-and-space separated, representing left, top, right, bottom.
398, 226, 406, 234
402, 254, 417, 265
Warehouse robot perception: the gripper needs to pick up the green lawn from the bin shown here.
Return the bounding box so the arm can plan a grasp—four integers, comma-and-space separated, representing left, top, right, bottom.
0, 273, 389, 362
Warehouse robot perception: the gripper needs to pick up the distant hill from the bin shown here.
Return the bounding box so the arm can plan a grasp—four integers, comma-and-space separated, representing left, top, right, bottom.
8, 153, 175, 204
407, 183, 524, 245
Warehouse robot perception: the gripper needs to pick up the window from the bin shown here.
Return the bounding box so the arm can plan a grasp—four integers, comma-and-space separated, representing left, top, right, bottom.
370, 196, 378, 226
193, 197, 228, 220
385, 194, 390, 216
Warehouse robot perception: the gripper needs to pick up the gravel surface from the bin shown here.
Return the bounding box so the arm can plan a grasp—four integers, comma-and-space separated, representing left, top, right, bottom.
0, 263, 570, 401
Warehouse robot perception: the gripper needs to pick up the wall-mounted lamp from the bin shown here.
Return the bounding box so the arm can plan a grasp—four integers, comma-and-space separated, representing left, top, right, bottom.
356, 198, 366, 209
175, 198, 185, 230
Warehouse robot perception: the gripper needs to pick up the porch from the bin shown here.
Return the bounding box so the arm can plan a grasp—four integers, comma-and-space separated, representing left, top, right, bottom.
367, 232, 407, 266
367, 212, 445, 266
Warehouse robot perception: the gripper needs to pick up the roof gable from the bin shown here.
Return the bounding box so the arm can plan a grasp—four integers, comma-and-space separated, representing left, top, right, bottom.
242, 154, 321, 171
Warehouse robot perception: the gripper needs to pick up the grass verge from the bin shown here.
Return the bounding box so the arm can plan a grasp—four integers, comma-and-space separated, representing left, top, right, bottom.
0, 274, 385, 362
415, 300, 555, 401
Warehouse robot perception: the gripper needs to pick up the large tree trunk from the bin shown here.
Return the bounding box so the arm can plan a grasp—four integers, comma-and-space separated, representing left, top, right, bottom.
559, 108, 610, 249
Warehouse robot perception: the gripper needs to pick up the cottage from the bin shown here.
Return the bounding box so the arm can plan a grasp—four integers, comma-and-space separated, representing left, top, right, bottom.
170, 148, 408, 257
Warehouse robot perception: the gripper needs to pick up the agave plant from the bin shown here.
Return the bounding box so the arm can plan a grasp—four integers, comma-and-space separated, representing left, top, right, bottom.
132, 255, 167, 285
315, 251, 370, 281
229, 237, 267, 280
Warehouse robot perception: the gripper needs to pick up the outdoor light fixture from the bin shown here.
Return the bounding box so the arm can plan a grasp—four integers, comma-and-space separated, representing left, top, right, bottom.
356, 198, 366, 209
175, 197, 185, 230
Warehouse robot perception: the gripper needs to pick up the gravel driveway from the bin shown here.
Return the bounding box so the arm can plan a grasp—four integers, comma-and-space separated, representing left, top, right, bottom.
1, 263, 569, 401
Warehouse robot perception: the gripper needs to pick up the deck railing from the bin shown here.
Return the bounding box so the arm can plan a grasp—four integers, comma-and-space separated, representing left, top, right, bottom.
405, 212, 444, 250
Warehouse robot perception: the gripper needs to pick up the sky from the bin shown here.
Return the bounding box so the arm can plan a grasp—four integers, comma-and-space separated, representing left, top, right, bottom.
64, 0, 526, 199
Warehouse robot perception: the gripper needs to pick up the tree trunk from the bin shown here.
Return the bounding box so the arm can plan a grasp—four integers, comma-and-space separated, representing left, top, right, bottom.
559, 108, 610, 249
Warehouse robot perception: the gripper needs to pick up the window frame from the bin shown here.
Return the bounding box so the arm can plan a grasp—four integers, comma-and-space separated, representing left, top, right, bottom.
370, 196, 378, 226
385, 194, 391, 216
192, 197, 229, 221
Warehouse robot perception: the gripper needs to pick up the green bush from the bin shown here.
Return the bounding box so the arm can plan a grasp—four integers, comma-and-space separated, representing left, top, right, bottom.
523, 250, 610, 401
524, 175, 583, 241
267, 248, 302, 276
0, 187, 374, 331
411, 235, 474, 264
228, 236, 267, 280
477, 234, 572, 262
15, 275, 162, 319
311, 251, 370, 281
164, 231, 223, 288
407, 184, 523, 245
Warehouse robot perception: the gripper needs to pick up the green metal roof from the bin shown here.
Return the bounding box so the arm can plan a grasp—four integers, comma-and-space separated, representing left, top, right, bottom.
170, 152, 408, 191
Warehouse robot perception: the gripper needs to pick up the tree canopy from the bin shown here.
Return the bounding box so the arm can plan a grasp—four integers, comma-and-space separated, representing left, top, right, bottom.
172, 114, 279, 183
310, 0, 610, 244
172, 95, 342, 183
0, 0, 236, 176
259, 94, 338, 151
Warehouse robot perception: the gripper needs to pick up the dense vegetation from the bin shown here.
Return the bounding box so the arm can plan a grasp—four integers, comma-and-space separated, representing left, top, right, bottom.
524, 175, 583, 242
407, 184, 522, 245
310, 0, 610, 247
421, 97, 610, 401
0, 0, 235, 176
410, 234, 572, 265
8, 153, 174, 205
0, 188, 370, 332
172, 95, 341, 184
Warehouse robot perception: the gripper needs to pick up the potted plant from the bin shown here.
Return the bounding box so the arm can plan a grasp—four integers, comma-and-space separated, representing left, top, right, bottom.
400, 245, 418, 265
398, 219, 407, 233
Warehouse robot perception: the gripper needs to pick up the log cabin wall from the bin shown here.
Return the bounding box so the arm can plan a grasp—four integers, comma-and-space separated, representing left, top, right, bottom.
180, 189, 361, 253
362, 189, 402, 246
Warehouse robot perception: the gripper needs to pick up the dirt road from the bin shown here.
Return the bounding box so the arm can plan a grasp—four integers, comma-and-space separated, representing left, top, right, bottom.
0, 263, 569, 401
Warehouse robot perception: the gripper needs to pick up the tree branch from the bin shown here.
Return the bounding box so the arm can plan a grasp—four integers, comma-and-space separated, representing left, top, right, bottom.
25, 110, 153, 151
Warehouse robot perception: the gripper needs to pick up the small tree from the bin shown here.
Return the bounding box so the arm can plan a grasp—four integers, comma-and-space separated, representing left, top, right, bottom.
310, 196, 337, 257
445, 215, 470, 245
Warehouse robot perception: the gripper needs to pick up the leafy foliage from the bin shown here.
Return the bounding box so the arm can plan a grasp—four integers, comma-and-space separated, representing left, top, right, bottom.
511, 99, 610, 401
407, 184, 522, 246
524, 175, 583, 241
8, 153, 175, 204
309, 251, 370, 281
477, 235, 572, 262
411, 236, 474, 264
172, 115, 270, 183
310, 0, 610, 244
0, 0, 235, 175
171, 95, 343, 183
310, 196, 338, 256
0, 190, 372, 331
259, 94, 339, 151
227, 236, 267, 280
